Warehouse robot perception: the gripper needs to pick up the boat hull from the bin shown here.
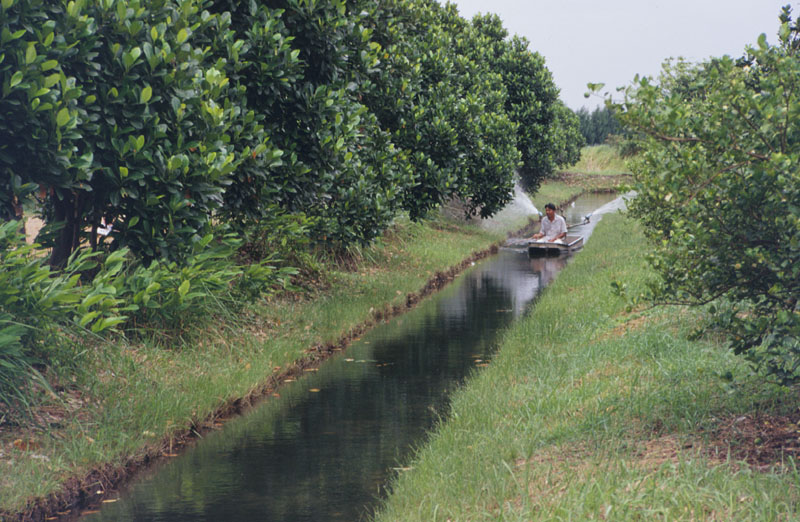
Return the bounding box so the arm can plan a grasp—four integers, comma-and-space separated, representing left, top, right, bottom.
525, 235, 584, 256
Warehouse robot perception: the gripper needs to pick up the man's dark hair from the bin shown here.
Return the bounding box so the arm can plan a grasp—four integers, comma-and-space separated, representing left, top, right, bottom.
544, 203, 556, 211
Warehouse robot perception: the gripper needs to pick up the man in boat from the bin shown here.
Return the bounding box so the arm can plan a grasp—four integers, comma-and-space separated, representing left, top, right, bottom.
531, 203, 567, 243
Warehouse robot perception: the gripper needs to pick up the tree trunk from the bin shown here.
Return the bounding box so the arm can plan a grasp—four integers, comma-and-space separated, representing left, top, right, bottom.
50, 191, 82, 269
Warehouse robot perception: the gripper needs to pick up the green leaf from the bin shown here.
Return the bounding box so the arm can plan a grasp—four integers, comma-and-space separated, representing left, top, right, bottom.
56, 107, 70, 127
91, 316, 127, 333
44, 73, 60, 88
178, 280, 190, 297
140, 85, 152, 104
79, 311, 101, 328
25, 43, 36, 64
40, 60, 58, 71
1, 0, 14, 10
9, 70, 23, 88
176, 28, 188, 44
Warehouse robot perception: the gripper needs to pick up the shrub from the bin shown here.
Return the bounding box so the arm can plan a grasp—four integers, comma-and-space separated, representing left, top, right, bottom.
616, 8, 800, 382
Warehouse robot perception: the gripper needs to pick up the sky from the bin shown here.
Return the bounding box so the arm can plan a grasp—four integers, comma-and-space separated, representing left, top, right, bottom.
449, 0, 799, 110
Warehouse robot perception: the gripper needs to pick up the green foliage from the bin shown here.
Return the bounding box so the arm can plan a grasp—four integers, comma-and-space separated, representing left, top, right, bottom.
616, 8, 800, 382
473, 16, 582, 191
549, 101, 584, 172
2, 0, 578, 256
0, 0, 72, 222
387, 2, 520, 220
0, 220, 113, 410
575, 105, 622, 146
0, 215, 297, 411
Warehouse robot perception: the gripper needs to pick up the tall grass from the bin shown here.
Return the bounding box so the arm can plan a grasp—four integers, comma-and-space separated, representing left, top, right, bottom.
375, 213, 799, 521
530, 182, 583, 211
564, 144, 630, 174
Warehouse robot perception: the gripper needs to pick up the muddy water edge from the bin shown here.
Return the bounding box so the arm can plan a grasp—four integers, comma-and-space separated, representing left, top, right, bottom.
63, 193, 621, 522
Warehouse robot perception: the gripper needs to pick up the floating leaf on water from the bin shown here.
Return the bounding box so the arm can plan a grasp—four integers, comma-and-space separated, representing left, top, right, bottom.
309, 388, 321, 393
344, 358, 355, 362
284, 378, 296, 383
102, 499, 119, 504
474, 359, 483, 363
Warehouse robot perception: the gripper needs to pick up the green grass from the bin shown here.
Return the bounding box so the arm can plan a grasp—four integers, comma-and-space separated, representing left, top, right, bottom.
564, 144, 631, 175
530, 145, 632, 211
531, 181, 583, 211
0, 218, 507, 515
375, 214, 800, 521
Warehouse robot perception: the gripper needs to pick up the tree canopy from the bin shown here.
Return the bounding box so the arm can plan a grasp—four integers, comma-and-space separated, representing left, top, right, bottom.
1, 0, 582, 266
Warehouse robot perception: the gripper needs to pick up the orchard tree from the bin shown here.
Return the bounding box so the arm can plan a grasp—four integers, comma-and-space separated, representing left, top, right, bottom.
550, 101, 584, 169
616, 8, 800, 382
472, 14, 577, 192
0, 0, 242, 266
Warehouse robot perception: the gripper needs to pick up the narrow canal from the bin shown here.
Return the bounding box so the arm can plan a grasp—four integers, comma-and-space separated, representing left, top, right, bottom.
84, 193, 621, 522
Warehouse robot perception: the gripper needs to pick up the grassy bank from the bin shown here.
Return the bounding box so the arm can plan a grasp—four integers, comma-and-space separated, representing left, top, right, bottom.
376, 213, 800, 520
531, 145, 631, 211
565, 144, 631, 175
0, 217, 507, 518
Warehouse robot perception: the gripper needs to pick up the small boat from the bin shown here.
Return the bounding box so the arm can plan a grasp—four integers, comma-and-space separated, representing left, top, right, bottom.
505, 235, 584, 256
504, 212, 590, 255
525, 235, 584, 256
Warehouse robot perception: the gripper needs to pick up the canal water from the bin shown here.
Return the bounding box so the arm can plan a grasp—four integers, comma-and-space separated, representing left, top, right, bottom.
84, 193, 622, 522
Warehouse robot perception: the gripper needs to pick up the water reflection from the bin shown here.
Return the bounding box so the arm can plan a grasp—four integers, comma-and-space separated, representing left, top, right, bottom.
84, 193, 621, 522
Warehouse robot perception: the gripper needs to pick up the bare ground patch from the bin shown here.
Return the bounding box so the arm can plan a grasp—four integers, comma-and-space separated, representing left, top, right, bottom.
704, 413, 800, 471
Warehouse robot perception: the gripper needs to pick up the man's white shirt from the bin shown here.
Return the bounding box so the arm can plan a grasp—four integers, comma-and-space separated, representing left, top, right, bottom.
540, 214, 567, 240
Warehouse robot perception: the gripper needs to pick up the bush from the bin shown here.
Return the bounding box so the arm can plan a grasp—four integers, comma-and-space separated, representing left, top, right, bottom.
0, 220, 111, 411
616, 8, 800, 382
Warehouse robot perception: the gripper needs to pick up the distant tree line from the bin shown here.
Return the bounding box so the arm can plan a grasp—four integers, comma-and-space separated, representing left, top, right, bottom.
575, 105, 621, 145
